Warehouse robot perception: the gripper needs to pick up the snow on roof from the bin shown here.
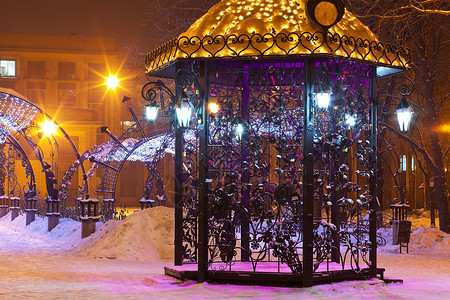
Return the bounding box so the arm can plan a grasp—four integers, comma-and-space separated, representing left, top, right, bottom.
145, 0, 409, 73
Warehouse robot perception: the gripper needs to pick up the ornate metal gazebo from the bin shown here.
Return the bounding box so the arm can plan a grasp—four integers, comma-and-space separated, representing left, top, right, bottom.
144, 0, 409, 286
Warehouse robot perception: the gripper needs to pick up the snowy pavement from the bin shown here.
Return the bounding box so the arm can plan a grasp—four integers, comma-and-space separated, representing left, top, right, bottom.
0, 210, 448, 299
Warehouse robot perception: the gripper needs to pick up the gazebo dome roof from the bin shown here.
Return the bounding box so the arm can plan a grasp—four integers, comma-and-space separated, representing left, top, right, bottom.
146, 0, 409, 75
183, 0, 373, 43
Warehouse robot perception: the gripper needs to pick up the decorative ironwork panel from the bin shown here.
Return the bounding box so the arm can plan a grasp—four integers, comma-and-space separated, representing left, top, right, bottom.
311, 59, 377, 272
205, 60, 306, 273
145, 31, 410, 73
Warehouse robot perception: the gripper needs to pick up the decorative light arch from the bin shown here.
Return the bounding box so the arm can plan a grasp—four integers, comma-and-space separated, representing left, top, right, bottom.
0, 88, 90, 201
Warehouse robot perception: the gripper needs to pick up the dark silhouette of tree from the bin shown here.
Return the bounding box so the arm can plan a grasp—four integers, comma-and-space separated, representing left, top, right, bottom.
346, 0, 449, 232
144, 0, 219, 48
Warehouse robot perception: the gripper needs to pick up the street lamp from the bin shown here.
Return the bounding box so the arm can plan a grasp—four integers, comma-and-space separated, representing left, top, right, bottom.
105, 74, 120, 91
396, 97, 413, 132
39, 119, 58, 137
175, 91, 192, 128
145, 101, 159, 122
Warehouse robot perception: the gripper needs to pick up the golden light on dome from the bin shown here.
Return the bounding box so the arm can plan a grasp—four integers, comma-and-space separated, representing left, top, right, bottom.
145, 0, 409, 74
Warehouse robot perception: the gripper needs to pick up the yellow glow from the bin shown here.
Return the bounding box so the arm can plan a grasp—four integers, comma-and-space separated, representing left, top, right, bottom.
105, 74, 121, 90
439, 124, 450, 133
39, 119, 58, 137
209, 101, 220, 114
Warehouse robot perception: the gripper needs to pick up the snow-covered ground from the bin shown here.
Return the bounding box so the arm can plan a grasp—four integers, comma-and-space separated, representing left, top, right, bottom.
0, 208, 448, 299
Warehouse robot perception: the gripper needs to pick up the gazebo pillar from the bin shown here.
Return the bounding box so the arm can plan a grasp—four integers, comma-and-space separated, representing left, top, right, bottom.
240, 64, 250, 262
197, 61, 210, 282
369, 68, 378, 278
174, 64, 184, 266
302, 58, 316, 287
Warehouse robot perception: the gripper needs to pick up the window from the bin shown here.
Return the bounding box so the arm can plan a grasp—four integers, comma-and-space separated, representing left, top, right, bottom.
1, 60, 16, 77
411, 155, 415, 172
400, 155, 407, 172
27, 61, 46, 78
57, 82, 76, 106
27, 82, 46, 101
58, 62, 76, 79
87, 63, 106, 80
87, 85, 105, 121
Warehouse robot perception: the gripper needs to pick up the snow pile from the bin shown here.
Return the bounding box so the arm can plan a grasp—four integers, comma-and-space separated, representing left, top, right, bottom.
378, 213, 449, 254
72, 206, 174, 262
0, 211, 82, 251
409, 227, 450, 254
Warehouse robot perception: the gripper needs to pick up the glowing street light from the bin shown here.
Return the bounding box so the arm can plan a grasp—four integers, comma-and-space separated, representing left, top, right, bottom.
105, 74, 120, 90
175, 91, 192, 128
39, 119, 58, 137
396, 97, 413, 132
145, 101, 159, 122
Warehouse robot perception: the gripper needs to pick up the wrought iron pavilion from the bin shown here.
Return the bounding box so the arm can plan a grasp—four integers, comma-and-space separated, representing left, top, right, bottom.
144, 0, 408, 286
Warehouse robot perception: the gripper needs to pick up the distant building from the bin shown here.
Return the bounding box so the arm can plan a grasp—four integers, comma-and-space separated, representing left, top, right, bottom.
0, 33, 138, 201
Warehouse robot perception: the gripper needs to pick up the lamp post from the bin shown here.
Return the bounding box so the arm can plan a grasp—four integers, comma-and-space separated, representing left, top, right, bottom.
175, 91, 193, 128
396, 96, 413, 132
145, 101, 159, 122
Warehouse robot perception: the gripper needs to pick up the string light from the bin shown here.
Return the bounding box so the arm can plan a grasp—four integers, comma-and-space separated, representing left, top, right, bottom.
0, 92, 38, 133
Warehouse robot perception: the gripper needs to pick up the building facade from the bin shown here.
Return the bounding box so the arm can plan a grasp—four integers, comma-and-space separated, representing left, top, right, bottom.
0, 33, 127, 201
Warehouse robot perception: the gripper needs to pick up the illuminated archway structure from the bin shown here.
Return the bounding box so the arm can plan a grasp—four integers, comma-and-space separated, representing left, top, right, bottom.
0, 131, 36, 222
73, 100, 184, 219
145, 0, 409, 287
0, 87, 90, 227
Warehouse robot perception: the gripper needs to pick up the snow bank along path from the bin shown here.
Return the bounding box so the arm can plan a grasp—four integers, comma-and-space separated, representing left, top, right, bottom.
72, 206, 174, 262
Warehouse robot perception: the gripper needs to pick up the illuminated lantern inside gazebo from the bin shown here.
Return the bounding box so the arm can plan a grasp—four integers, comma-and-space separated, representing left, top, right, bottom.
143, 0, 409, 287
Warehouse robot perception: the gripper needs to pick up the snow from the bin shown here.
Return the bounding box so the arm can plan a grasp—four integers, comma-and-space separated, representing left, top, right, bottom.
72, 206, 174, 262
0, 208, 448, 299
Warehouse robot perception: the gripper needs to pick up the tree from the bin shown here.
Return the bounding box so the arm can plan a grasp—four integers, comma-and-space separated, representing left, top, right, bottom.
143, 0, 218, 48
346, 0, 450, 232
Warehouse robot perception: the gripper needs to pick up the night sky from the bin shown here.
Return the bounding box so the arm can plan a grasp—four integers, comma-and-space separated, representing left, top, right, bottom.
0, 0, 152, 50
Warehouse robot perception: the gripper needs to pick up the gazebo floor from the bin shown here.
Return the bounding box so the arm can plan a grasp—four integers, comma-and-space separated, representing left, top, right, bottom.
164, 262, 386, 286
